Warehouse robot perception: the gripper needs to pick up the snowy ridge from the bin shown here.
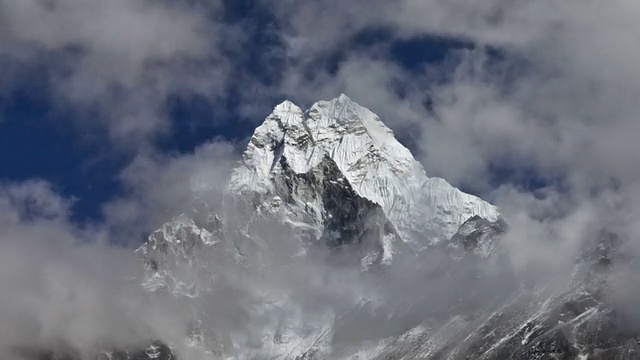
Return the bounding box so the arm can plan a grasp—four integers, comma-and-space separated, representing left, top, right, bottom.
228, 94, 499, 245
136, 214, 223, 297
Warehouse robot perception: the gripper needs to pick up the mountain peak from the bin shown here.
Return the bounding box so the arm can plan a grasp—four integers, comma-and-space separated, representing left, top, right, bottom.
228, 95, 499, 245
270, 94, 390, 140
232, 95, 423, 207
266, 95, 410, 170
338, 92, 350, 101
272, 99, 302, 115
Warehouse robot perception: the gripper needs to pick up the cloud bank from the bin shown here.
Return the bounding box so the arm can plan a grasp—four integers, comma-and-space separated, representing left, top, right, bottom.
2, 0, 640, 358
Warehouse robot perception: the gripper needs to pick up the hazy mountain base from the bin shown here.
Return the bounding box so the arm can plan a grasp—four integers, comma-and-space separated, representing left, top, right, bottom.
133, 207, 640, 359
18, 212, 640, 360
372, 230, 640, 360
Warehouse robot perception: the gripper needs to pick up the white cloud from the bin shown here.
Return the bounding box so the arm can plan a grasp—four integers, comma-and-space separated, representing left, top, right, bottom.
0, 0, 225, 147
268, 0, 640, 200
0, 181, 191, 358
4, 0, 640, 356
263, 0, 640, 299
103, 140, 238, 241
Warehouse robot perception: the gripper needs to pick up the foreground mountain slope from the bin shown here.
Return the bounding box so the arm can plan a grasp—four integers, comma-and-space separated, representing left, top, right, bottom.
370, 231, 640, 360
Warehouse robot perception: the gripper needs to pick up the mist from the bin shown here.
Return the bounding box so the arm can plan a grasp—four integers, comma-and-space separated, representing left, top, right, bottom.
0, 181, 194, 359
2, 0, 640, 358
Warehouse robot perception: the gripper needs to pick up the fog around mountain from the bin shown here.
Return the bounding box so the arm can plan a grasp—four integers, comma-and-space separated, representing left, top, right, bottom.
2, 0, 640, 359
1, 96, 639, 359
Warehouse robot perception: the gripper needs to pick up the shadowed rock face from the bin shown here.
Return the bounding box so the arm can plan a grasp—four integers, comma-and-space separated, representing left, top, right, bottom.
449, 215, 509, 256
276, 154, 401, 266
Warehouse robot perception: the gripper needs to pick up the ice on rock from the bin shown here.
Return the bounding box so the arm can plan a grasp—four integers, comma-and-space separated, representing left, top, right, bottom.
228, 94, 500, 250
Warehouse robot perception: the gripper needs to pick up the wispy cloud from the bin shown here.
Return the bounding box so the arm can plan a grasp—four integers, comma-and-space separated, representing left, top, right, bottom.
0, 0, 225, 148
0, 181, 194, 358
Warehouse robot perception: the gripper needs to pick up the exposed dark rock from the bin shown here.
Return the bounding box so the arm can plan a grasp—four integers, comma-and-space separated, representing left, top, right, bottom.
449, 215, 508, 256
272, 154, 401, 266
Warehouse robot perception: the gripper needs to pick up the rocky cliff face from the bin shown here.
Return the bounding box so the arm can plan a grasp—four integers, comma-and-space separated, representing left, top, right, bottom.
226, 94, 499, 258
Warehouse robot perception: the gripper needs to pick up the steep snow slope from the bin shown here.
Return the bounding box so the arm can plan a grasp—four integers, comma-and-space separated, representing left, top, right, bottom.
228, 94, 499, 252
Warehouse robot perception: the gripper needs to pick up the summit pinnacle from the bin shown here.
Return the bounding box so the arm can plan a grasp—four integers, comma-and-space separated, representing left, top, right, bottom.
228, 94, 500, 256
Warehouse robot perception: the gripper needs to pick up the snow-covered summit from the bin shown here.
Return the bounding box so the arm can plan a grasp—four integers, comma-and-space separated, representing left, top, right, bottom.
228, 94, 499, 245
